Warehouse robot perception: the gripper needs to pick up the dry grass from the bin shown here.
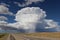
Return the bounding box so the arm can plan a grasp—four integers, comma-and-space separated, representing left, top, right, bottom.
25, 32, 60, 38
0, 34, 9, 40
0, 32, 60, 40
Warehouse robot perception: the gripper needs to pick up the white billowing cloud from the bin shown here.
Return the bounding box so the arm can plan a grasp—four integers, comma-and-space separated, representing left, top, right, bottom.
8, 22, 20, 29
0, 16, 8, 29
0, 16, 8, 21
0, 5, 14, 15
8, 7, 60, 33
44, 19, 60, 32
44, 19, 59, 29
15, 7, 46, 33
15, 7, 46, 22
8, 7, 46, 33
14, 0, 45, 7
0, 21, 7, 26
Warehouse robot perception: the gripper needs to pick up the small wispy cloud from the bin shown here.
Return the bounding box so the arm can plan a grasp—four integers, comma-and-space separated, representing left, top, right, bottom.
14, 0, 45, 7
0, 2, 10, 7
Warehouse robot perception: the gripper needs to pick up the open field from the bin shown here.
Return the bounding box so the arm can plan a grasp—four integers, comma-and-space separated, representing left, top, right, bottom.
0, 32, 60, 40
25, 32, 60, 38
0, 34, 9, 40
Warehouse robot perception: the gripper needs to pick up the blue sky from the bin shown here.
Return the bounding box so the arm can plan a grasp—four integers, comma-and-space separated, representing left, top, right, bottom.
0, 0, 60, 32
41, 0, 60, 22
0, 0, 60, 23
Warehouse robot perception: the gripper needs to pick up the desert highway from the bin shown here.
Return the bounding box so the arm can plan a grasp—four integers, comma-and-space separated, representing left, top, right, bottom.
6, 34, 60, 40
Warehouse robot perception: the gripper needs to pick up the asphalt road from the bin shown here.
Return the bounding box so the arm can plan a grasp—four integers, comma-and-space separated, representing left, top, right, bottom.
7, 34, 60, 40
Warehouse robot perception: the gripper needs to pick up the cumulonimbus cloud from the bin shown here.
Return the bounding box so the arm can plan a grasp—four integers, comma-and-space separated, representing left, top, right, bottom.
14, 0, 45, 7
8, 7, 60, 33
